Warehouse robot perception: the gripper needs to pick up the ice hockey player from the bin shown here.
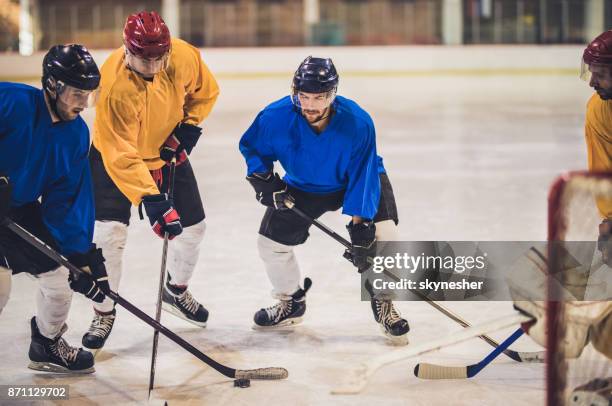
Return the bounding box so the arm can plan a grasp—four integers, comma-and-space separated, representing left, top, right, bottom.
238, 56, 409, 344
582, 30, 612, 269
514, 30, 612, 405
0, 44, 110, 373
84, 11, 219, 351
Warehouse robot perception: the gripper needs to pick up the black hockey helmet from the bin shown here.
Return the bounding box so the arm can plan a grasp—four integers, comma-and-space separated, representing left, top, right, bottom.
292, 56, 339, 94
42, 44, 100, 92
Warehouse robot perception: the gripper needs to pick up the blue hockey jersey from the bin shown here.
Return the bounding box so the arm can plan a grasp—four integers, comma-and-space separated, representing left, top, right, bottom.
0, 83, 94, 255
239, 95, 385, 220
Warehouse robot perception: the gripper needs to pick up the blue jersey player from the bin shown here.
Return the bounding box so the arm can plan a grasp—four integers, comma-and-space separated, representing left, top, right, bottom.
239, 57, 409, 344
0, 45, 110, 373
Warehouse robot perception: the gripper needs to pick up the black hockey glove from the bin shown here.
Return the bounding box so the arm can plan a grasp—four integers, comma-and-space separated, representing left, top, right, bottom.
160, 123, 202, 163
0, 175, 11, 222
345, 221, 377, 273
68, 245, 109, 303
598, 219, 612, 267
140, 193, 183, 239
246, 172, 295, 210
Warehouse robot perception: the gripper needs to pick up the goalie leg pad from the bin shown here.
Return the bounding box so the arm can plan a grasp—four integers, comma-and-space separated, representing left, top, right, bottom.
92, 220, 127, 313
258, 235, 301, 298
167, 220, 206, 286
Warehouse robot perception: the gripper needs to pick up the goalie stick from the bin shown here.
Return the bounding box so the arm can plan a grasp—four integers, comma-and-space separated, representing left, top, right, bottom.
4, 219, 288, 383
286, 201, 544, 363
331, 312, 533, 395
414, 327, 526, 379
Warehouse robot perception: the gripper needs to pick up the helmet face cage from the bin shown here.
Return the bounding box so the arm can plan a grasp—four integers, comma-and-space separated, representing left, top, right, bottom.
581, 58, 612, 83
46, 76, 98, 108
290, 85, 337, 109
124, 47, 170, 77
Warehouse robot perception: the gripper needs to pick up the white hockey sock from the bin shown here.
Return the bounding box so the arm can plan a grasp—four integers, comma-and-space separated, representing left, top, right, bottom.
93, 220, 128, 313
0, 266, 11, 316
167, 220, 206, 286
35, 267, 72, 339
258, 235, 301, 298
373, 220, 400, 301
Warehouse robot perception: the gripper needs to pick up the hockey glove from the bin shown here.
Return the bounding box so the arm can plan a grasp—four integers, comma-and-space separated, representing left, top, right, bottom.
67, 245, 109, 303
0, 175, 11, 222
246, 172, 295, 210
345, 221, 377, 273
160, 134, 188, 165
160, 123, 202, 164
141, 193, 183, 239
597, 219, 612, 267
174, 123, 202, 155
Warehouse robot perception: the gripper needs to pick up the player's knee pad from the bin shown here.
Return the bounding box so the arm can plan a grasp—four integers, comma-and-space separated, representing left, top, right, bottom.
168, 221, 206, 285
257, 235, 301, 298
258, 235, 295, 262
94, 220, 127, 278
375, 219, 400, 242
175, 220, 206, 251
94, 220, 128, 257
0, 266, 11, 315
36, 267, 72, 301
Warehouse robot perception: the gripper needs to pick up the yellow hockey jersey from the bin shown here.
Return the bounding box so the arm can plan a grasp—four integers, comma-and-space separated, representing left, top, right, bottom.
585, 93, 612, 218
93, 38, 219, 205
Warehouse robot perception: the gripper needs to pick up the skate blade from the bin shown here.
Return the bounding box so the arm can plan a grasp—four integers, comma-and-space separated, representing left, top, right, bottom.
380, 325, 409, 346
91, 348, 103, 359
252, 317, 303, 331
162, 303, 207, 328
28, 361, 94, 374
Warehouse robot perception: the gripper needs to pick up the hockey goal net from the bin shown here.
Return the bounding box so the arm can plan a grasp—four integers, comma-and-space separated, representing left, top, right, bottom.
547, 171, 612, 406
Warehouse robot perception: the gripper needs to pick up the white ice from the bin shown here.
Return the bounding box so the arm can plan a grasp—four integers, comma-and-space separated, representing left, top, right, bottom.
0, 72, 600, 405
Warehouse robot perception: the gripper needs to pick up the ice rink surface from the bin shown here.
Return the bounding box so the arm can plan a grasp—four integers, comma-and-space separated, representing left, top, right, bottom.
0, 72, 598, 405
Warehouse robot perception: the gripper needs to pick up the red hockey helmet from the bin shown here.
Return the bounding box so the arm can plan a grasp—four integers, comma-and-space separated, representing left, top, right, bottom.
581, 30, 612, 99
583, 30, 612, 66
123, 11, 170, 59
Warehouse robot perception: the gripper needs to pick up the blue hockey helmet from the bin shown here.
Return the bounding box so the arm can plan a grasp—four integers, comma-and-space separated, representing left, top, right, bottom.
42, 44, 100, 92
292, 56, 338, 94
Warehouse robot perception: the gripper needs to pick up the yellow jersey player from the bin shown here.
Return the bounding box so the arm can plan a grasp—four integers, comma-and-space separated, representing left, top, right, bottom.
84, 11, 219, 352
582, 30, 612, 270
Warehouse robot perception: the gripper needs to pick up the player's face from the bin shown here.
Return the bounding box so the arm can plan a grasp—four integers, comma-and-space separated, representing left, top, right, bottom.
298, 91, 333, 123
54, 84, 96, 121
125, 50, 169, 79
588, 64, 612, 100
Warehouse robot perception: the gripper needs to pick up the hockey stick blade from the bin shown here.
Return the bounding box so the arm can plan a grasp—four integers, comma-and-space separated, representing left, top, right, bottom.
414, 327, 526, 379
5, 220, 289, 382
331, 312, 532, 395
235, 368, 289, 380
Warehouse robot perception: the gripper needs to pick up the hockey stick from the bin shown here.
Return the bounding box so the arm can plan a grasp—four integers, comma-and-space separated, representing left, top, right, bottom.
331, 312, 533, 395
414, 327, 526, 379
416, 294, 543, 363
286, 202, 544, 363
4, 219, 288, 382
149, 157, 176, 397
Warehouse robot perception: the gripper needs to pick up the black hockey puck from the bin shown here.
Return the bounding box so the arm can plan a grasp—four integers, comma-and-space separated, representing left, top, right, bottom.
234, 378, 250, 388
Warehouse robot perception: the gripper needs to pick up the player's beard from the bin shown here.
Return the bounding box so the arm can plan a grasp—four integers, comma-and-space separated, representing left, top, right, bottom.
595, 86, 612, 101
302, 106, 329, 124
55, 98, 81, 121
